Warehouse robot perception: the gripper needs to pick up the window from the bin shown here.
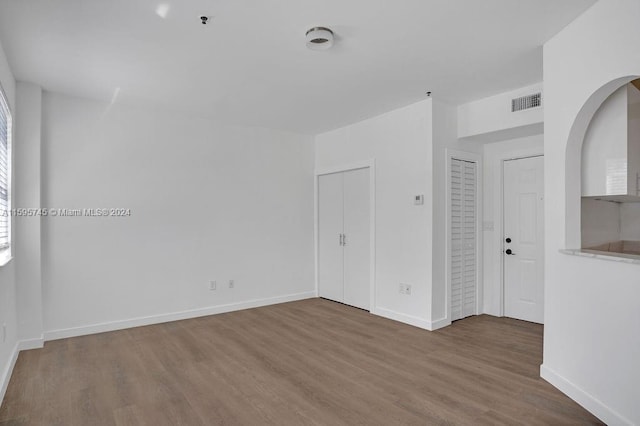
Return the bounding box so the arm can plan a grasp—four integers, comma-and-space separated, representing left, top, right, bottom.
0, 84, 11, 265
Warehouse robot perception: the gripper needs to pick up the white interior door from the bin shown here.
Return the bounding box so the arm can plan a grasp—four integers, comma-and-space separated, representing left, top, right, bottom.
343, 168, 370, 310
450, 158, 478, 321
503, 156, 545, 324
318, 172, 344, 302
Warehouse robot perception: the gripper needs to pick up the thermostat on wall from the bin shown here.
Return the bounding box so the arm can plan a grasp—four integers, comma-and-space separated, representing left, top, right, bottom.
414, 194, 424, 205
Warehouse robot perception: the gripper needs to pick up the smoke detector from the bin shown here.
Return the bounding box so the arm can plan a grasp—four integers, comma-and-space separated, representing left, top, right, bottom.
306, 27, 334, 51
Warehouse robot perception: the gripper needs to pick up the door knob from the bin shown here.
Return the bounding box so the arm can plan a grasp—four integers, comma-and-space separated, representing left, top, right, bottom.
505, 237, 512, 243
505, 249, 515, 255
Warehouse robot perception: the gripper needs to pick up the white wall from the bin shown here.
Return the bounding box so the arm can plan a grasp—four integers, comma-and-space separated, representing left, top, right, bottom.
40, 92, 315, 338
482, 134, 544, 316
14, 82, 43, 345
458, 83, 543, 142
0, 39, 18, 406
316, 100, 435, 328
315, 98, 479, 329
543, 0, 640, 423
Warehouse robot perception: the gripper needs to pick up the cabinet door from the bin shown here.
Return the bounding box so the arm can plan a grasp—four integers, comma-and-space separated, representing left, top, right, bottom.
318, 172, 344, 302
343, 168, 370, 311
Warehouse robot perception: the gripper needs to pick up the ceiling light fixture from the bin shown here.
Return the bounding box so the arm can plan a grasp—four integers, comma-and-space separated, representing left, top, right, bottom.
306, 27, 334, 51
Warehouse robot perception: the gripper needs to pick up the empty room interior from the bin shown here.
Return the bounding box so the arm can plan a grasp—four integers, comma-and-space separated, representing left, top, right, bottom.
0, 0, 639, 424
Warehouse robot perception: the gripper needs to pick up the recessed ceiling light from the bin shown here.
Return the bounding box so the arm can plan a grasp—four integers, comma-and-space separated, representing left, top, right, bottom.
306, 27, 334, 51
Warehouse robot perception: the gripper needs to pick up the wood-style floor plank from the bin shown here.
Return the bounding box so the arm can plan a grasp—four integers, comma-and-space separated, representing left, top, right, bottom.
0, 298, 603, 425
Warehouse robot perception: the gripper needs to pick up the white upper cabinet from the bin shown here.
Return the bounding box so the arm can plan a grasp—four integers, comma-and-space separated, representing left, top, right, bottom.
582, 83, 640, 201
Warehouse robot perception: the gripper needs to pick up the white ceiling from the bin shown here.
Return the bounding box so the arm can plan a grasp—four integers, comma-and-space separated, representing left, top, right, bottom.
0, 0, 596, 134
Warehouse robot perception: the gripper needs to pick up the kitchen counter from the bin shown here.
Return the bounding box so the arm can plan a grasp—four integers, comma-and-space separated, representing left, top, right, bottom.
586, 240, 640, 256
561, 242, 640, 265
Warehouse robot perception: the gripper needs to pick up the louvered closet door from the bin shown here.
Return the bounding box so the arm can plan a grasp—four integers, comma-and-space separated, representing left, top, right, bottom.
450, 159, 477, 321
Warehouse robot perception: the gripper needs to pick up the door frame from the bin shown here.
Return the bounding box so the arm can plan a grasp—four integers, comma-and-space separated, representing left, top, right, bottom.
314, 159, 376, 312
445, 150, 483, 325
500, 154, 544, 318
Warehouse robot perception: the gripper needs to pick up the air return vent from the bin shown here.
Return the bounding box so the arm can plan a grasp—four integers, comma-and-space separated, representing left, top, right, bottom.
511, 93, 542, 112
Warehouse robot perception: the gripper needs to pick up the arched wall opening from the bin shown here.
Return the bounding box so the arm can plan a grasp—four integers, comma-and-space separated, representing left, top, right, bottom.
564, 75, 640, 249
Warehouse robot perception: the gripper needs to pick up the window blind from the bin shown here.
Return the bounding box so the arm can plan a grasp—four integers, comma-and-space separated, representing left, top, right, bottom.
0, 88, 10, 251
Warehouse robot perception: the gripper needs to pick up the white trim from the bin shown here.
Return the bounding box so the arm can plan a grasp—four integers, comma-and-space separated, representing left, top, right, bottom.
540, 364, 631, 425
429, 317, 451, 330
44, 291, 315, 341
445, 149, 483, 325
0, 342, 19, 407
18, 337, 44, 351
368, 164, 376, 313
313, 174, 320, 297
315, 160, 374, 177
0, 83, 12, 264
0, 252, 11, 268
374, 307, 445, 331
314, 159, 376, 312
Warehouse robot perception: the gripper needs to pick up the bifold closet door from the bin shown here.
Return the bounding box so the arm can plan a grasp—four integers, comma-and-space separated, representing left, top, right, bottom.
450, 158, 477, 321
343, 168, 370, 311
318, 172, 344, 302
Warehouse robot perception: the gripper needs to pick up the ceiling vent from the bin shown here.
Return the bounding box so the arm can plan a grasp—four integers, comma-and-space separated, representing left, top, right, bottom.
512, 93, 542, 112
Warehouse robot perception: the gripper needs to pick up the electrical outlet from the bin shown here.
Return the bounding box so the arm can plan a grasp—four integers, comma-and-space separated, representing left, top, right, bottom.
229, 279, 234, 289
209, 281, 216, 291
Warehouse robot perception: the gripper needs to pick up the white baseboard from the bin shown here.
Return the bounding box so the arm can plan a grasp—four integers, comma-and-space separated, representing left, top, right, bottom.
18, 337, 44, 351
373, 307, 442, 331
429, 317, 451, 331
540, 364, 632, 425
0, 343, 19, 408
44, 291, 316, 341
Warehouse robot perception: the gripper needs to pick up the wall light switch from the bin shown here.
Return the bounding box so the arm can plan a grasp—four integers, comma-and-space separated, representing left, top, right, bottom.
414, 194, 424, 205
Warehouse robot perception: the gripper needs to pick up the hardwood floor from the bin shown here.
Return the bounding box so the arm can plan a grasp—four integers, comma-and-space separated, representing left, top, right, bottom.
0, 298, 602, 425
